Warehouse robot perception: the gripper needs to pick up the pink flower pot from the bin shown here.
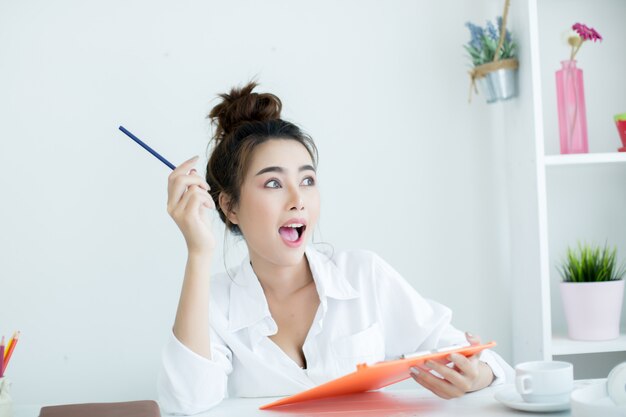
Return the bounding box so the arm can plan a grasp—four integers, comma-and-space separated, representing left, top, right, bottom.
560, 280, 625, 341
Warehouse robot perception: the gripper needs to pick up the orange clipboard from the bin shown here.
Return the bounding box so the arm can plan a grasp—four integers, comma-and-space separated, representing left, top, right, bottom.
260, 341, 496, 409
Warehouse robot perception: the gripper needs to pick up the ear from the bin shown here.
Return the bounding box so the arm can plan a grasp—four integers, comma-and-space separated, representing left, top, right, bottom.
219, 192, 238, 225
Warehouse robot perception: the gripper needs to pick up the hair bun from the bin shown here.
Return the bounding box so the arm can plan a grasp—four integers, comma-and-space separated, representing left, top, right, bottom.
208, 82, 282, 143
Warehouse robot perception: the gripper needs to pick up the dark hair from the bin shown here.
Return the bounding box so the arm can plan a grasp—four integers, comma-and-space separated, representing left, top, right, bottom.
206, 82, 318, 235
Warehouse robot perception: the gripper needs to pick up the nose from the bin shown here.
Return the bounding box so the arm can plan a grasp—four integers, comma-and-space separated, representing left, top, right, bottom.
288, 187, 304, 211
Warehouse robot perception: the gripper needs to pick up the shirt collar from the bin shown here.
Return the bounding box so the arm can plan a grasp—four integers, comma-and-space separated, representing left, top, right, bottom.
227, 246, 360, 333
304, 246, 360, 301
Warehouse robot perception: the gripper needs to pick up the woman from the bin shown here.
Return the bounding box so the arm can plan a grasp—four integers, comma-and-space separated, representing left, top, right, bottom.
157, 82, 512, 414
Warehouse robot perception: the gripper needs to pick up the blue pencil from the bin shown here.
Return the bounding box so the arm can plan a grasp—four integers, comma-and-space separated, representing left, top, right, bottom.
119, 126, 177, 170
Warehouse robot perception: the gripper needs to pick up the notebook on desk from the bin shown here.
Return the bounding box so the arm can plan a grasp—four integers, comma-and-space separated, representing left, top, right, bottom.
260, 341, 497, 409
39, 400, 160, 417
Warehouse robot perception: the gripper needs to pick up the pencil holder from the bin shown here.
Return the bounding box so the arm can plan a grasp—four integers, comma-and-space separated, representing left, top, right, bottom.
0, 378, 12, 417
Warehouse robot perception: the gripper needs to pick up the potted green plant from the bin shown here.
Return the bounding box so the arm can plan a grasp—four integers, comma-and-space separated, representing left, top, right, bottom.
464, 0, 518, 103
559, 242, 626, 341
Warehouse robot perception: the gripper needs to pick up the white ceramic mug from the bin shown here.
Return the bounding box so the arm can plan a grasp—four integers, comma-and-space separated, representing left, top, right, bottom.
515, 361, 573, 404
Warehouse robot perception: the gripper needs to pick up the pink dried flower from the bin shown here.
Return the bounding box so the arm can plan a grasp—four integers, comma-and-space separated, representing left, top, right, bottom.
569, 22, 602, 60
572, 23, 602, 42
589, 27, 602, 42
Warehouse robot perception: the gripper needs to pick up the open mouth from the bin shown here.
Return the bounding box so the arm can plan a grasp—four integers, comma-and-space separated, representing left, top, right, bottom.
278, 223, 306, 243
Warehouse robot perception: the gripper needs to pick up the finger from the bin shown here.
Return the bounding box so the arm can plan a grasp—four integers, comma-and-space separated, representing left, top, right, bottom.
425, 360, 472, 393
171, 184, 202, 218
189, 169, 211, 191
178, 155, 200, 171
410, 366, 463, 399
169, 155, 199, 181
180, 184, 211, 212
429, 357, 452, 366
173, 193, 212, 227
173, 169, 209, 190
167, 175, 210, 211
167, 155, 200, 191
183, 168, 210, 192
410, 366, 451, 399
188, 183, 215, 211
168, 180, 208, 215
448, 353, 479, 379
189, 170, 211, 193
203, 199, 216, 210
465, 332, 481, 346
187, 186, 215, 216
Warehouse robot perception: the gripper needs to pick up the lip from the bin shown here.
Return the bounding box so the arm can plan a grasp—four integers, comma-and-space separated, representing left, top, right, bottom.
278, 218, 307, 248
280, 218, 307, 227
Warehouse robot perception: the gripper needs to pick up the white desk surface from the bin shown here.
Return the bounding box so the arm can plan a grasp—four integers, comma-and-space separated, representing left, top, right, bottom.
14, 382, 602, 417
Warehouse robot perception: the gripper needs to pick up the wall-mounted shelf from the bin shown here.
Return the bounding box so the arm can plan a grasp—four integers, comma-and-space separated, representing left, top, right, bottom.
544, 152, 626, 167
552, 334, 626, 356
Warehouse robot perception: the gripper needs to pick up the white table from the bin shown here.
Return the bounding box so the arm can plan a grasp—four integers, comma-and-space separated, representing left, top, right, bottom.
14, 382, 603, 417
176, 386, 573, 417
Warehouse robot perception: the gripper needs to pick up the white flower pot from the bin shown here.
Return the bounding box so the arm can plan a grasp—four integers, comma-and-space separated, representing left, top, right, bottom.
560, 280, 625, 341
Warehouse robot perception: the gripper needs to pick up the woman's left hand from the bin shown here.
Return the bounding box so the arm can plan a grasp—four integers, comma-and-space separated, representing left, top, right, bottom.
409, 332, 494, 399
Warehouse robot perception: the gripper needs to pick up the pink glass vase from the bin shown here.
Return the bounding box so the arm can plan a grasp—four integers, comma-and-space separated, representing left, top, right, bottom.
556, 60, 588, 154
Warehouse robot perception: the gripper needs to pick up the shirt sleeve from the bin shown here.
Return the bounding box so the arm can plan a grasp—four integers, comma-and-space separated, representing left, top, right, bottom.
478, 349, 514, 386
157, 328, 233, 415
371, 253, 513, 386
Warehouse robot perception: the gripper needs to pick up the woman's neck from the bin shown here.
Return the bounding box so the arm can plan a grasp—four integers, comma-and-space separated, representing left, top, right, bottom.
249, 252, 313, 300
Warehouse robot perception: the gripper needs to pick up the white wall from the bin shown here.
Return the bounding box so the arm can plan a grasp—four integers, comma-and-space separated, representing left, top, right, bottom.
0, 0, 513, 404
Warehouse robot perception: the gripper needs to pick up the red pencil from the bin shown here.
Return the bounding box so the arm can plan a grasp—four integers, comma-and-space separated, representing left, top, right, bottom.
3, 331, 19, 375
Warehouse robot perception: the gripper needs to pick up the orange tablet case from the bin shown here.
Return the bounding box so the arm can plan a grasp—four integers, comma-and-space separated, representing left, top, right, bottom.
260, 341, 496, 409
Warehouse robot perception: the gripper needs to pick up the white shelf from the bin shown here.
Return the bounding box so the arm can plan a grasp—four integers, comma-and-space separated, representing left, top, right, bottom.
552, 334, 626, 355
544, 152, 626, 167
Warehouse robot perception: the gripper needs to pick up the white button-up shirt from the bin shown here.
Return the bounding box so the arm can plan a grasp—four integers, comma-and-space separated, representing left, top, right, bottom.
158, 247, 513, 415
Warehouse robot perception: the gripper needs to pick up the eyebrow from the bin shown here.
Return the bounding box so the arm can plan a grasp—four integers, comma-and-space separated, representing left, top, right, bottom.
255, 165, 316, 176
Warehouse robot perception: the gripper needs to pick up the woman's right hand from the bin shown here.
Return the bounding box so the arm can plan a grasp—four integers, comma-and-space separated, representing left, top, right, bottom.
167, 155, 216, 254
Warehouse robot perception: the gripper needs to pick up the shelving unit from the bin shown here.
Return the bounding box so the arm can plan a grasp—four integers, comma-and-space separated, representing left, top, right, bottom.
506, 0, 626, 377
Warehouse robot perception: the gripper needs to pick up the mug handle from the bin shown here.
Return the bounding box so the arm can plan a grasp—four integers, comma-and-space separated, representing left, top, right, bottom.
515, 374, 533, 395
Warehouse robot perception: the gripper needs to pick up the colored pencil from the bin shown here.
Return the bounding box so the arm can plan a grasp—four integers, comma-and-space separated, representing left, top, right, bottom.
4, 331, 17, 360
0, 336, 5, 377
118, 126, 177, 170
3, 331, 19, 375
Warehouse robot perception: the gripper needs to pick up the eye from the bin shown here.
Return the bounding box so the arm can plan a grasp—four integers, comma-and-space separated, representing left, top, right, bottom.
265, 179, 281, 189
301, 177, 315, 186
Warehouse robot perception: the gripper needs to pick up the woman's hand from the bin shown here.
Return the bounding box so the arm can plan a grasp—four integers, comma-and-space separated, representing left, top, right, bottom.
166, 155, 216, 254
409, 332, 495, 399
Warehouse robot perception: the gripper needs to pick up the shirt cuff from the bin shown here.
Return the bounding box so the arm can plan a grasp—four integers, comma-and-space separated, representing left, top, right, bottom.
479, 349, 514, 387
158, 331, 231, 415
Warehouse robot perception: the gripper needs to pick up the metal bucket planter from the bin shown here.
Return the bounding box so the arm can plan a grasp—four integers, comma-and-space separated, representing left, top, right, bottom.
488, 66, 518, 101
475, 75, 498, 103
470, 58, 519, 104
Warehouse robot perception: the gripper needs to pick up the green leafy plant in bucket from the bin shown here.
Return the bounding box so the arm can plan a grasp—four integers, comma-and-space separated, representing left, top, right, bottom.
464, 17, 517, 66
559, 243, 626, 283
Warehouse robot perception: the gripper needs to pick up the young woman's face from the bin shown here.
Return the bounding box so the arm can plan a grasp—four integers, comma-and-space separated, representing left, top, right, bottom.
231, 139, 320, 267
